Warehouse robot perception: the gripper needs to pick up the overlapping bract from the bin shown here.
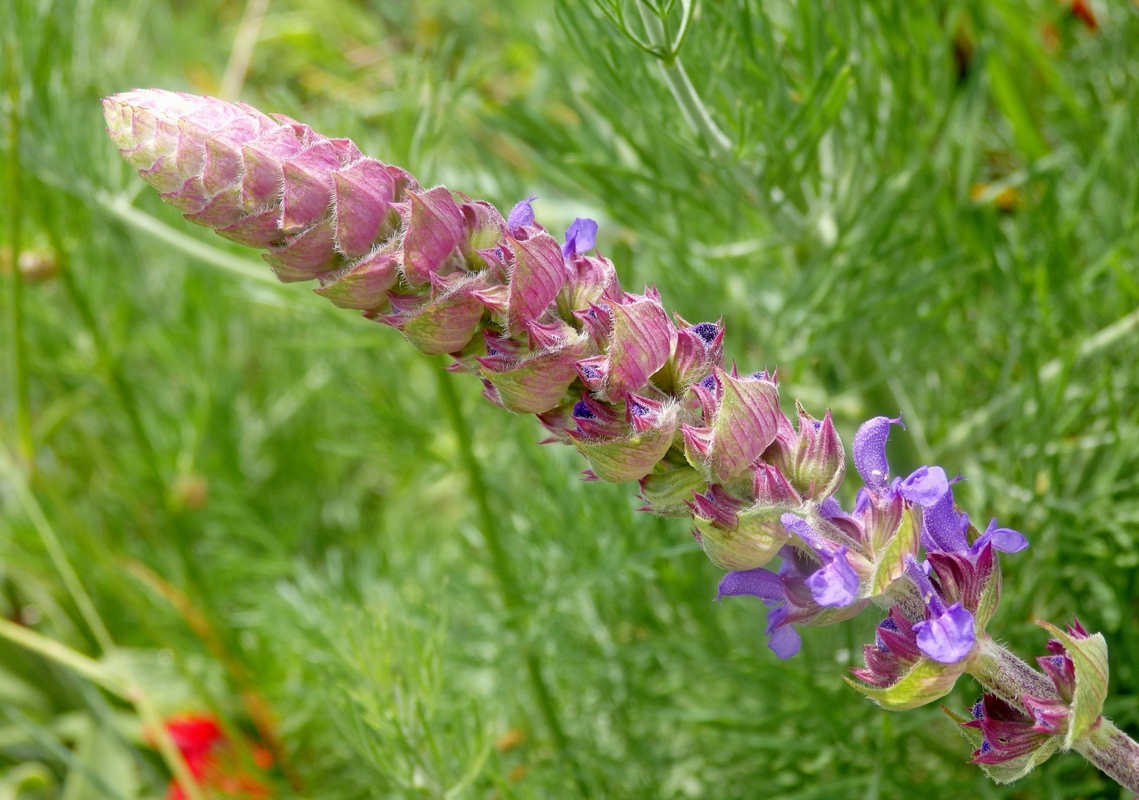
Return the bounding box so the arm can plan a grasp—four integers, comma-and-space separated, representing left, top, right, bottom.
103, 89, 859, 592
105, 89, 1030, 698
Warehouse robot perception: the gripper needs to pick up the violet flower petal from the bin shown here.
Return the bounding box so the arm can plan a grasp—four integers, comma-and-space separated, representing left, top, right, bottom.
914, 602, 976, 664
921, 490, 969, 553
506, 194, 537, 233
973, 518, 1029, 554
563, 217, 598, 258
716, 567, 786, 602
806, 547, 859, 608
766, 620, 802, 659
852, 415, 903, 491
897, 465, 950, 507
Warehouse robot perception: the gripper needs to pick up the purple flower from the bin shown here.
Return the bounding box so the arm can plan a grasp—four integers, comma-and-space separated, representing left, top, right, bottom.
563, 217, 598, 258
906, 556, 976, 663
913, 602, 975, 664
976, 518, 1029, 554
805, 546, 859, 608
506, 194, 537, 233
716, 568, 802, 658
921, 490, 971, 553
922, 491, 1028, 557
896, 465, 949, 506
852, 415, 903, 491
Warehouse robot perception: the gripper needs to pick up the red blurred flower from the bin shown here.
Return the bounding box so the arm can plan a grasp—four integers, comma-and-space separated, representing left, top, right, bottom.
162, 713, 272, 800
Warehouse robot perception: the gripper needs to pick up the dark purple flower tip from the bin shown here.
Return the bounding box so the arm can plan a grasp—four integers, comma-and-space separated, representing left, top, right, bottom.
572, 400, 595, 419
975, 518, 1028, 554
971, 698, 986, 720
852, 415, 904, 491
506, 193, 537, 233
691, 321, 719, 345
629, 400, 650, 417
914, 602, 975, 664
699, 374, 717, 391
806, 547, 859, 608
562, 217, 599, 258
897, 465, 950, 507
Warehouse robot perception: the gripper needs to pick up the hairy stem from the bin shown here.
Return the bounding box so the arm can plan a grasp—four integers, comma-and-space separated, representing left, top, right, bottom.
436, 369, 590, 796
968, 637, 1139, 793
967, 636, 1057, 705
1075, 720, 1139, 794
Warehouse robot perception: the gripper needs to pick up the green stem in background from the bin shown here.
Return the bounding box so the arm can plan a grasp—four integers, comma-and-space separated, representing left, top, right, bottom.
0, 440, 210, 798
0, 445, 115, 653
52, 240, 167, 498
968, 638, 1139, 794
435, 369, 591, 796
0, 618, 207, 800
6, 43, 34, 468
635, 2, 732, 158
219, 0, 271, 100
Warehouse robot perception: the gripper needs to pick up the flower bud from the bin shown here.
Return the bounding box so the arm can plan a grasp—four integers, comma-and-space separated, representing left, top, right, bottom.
638, 461, 708, 517
944, 695, 1062, 783
682, 368, 781, 487
1036, 619, 1109, 748
103, 89, 421, 290
477, 323, 595, 414
847, 607, 971, 711
375, 270, 495, 355
790, 403, 845, 501
688, 485, 791, 571
402, 187, 468, 285
567, 396, 679, 482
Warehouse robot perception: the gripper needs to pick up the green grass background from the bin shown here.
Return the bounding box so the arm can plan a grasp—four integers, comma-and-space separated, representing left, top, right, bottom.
1, 0, 1138, 797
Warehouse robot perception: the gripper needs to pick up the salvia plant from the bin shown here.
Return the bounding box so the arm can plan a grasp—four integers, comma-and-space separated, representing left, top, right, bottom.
101, 87, 1139, 794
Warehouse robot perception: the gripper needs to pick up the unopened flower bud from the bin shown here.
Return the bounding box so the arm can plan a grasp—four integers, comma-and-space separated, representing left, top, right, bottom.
790, 403, 845, 501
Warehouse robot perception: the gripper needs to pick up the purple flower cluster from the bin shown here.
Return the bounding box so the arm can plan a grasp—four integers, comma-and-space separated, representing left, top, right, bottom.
718, 413, 1026, 680
103, 89, 1030, 711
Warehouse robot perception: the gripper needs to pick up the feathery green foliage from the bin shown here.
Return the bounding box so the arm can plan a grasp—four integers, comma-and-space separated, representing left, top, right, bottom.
1, 0, 1138, 797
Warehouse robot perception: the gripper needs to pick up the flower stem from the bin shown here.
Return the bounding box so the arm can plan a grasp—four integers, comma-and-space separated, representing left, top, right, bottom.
435, 368, 590, 796
0, 445, 115, 654
219, 0, 271, 100
0, 618, 206, 800
967, 636, 1057, 705
968, 637, 1139, 793
1075, 719, 1139, 795
635, 3, 732, 158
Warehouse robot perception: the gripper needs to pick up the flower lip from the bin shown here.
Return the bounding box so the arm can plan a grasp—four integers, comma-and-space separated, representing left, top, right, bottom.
563, 217, 598, 258
896, 465, 950, 506
805, 546, 859, 608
